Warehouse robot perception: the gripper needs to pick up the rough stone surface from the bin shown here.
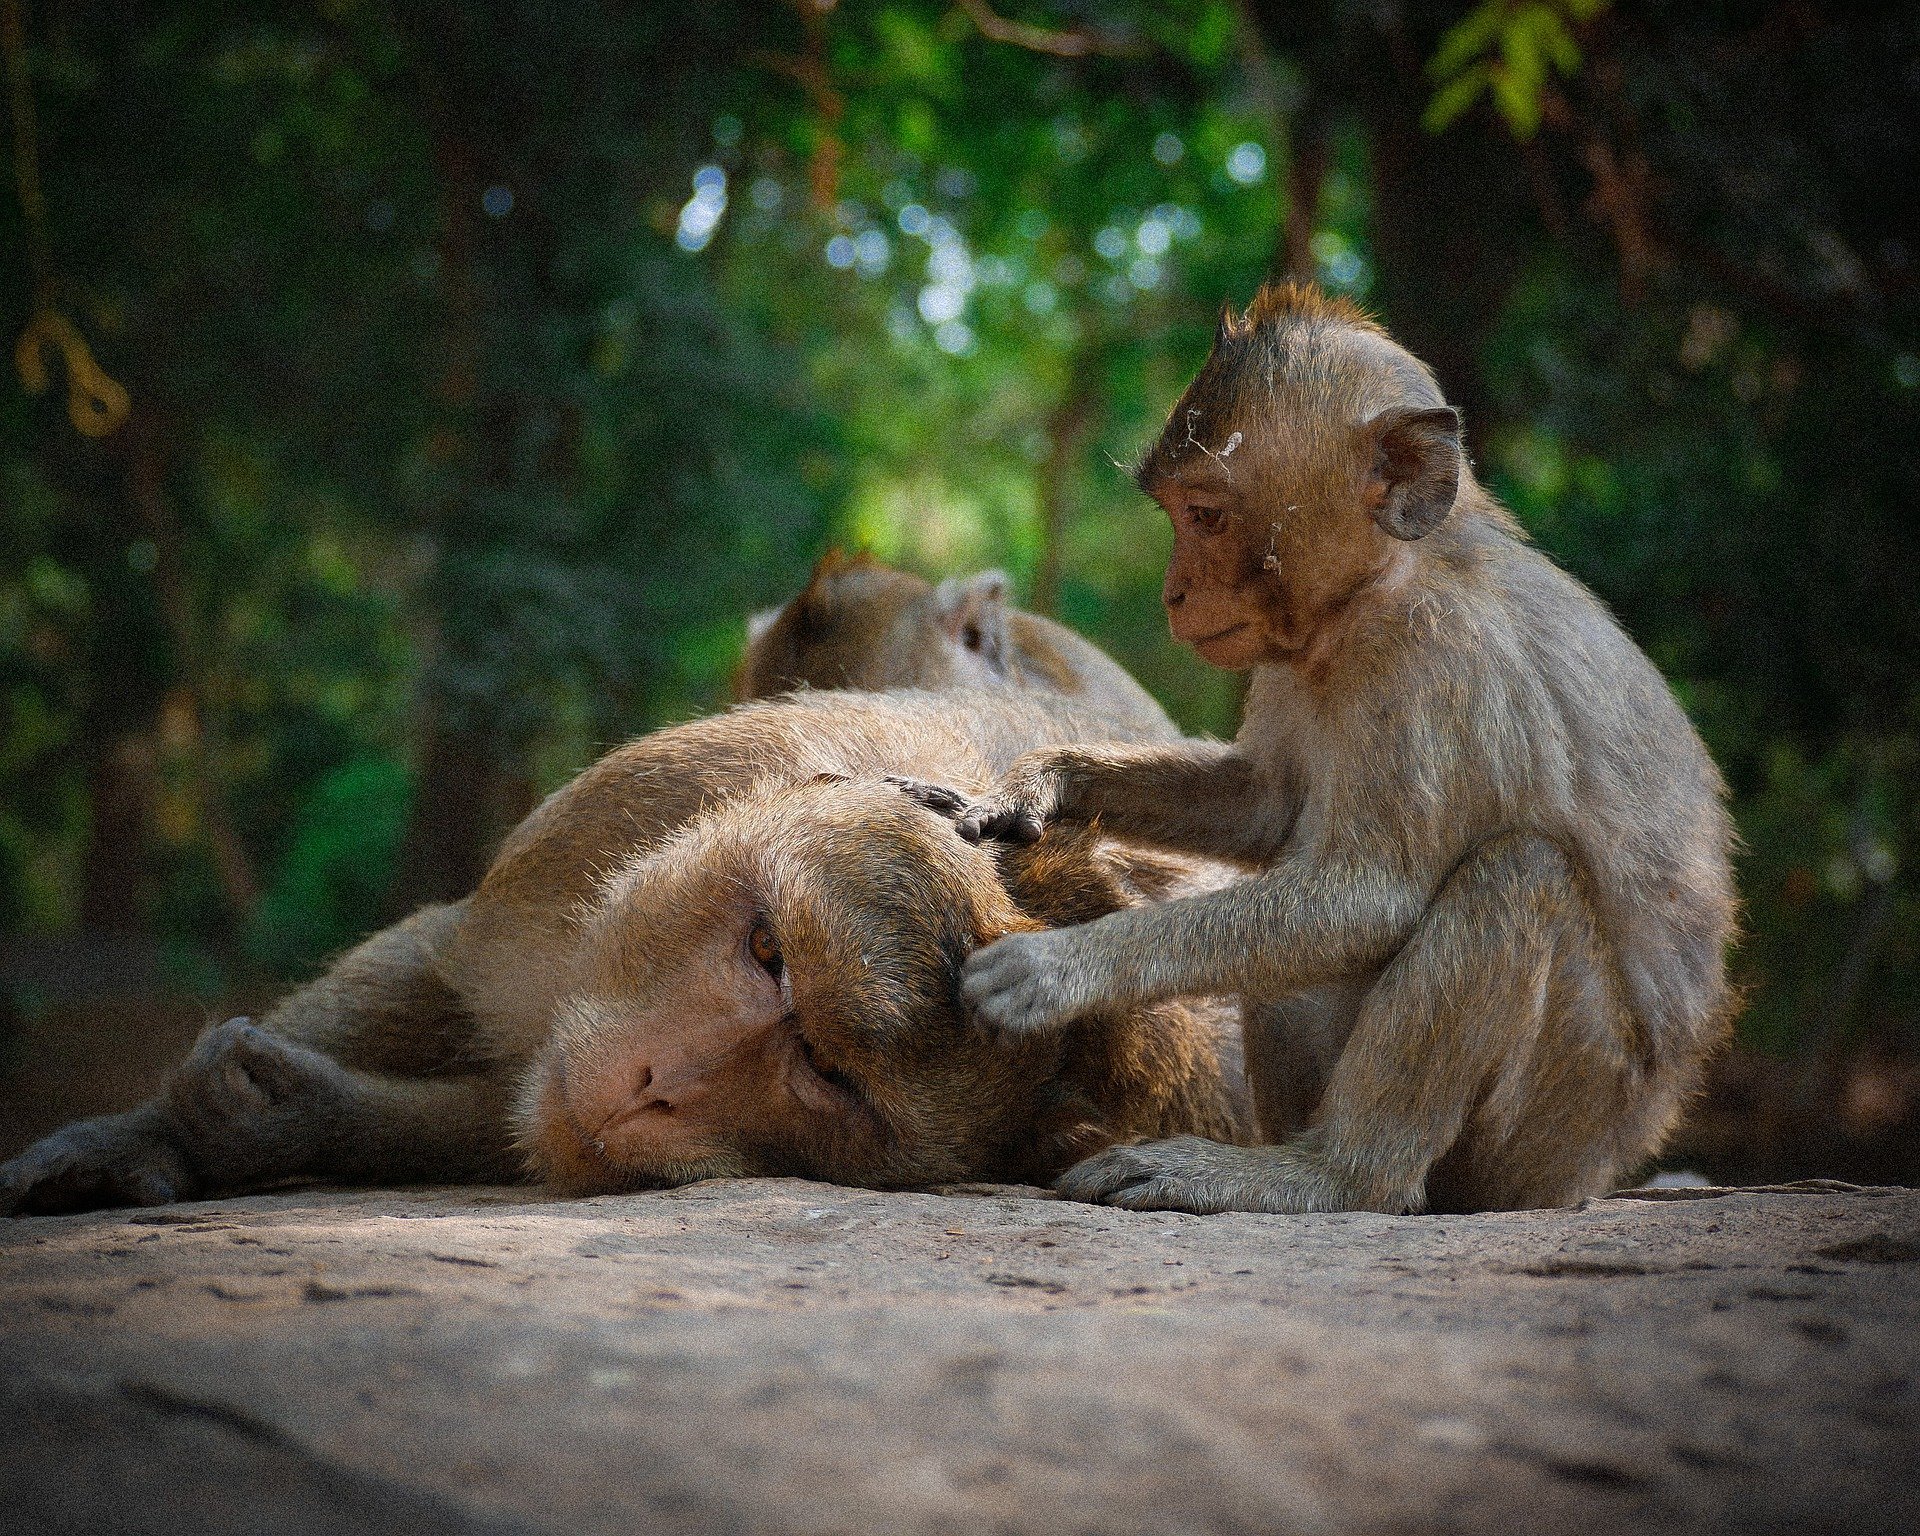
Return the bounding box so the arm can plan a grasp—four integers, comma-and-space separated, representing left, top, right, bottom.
3, 1180, 1917, 1535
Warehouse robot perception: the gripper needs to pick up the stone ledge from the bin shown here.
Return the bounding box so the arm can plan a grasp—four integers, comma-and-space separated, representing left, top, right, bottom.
4, 1181, 1917, 1534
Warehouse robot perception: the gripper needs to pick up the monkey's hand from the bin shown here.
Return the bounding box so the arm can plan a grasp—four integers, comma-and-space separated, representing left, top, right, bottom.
892, 751, 1070, 844
164, 1017, 361, 1187
1056, 1134, 1402, 1216
0, 1106, 197, 1217
885, 776, 981, 821
962, 927, 1110, 1035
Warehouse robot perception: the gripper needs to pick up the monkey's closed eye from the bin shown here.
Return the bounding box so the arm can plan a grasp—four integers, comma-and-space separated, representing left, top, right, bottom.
797, 1033, 861, 1098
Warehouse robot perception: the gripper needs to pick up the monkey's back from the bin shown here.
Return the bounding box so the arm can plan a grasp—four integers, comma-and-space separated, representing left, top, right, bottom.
1456, 514, 1739, 1064
1005, 611, 1179, 741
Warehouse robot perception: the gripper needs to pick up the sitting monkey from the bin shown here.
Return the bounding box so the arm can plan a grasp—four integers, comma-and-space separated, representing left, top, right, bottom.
915, 284, 1739, 1217
1, 690, 1245, 1216
739, 551, 1177, 741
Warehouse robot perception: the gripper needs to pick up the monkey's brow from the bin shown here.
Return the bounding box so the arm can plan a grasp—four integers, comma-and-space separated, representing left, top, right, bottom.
1164, 468, 1235, 495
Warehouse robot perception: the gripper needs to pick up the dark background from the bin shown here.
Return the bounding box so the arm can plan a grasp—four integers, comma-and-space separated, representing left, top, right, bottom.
2, 1, 1915, 1183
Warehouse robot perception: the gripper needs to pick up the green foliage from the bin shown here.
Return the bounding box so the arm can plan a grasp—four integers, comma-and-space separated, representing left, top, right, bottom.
1425, 0, 1610, 138
246, 753, 411, 974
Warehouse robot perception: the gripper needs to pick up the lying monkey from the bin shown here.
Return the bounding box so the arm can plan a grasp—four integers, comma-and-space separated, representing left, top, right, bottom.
913, 284, 1739, 1216
1, 690, 1245, 1216
739, 550, 1177, 741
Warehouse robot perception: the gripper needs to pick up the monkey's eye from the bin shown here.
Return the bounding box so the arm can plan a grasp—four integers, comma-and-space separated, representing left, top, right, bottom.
1189, 501, 1228, 534
797, 1033, 861, 1098
748, 920, 783, 979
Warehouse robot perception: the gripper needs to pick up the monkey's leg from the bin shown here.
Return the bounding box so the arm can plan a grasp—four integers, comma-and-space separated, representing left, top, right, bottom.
1240, 982, 1366, 1142
1057, 834, 1638, 1215
2, 904, 516, 1216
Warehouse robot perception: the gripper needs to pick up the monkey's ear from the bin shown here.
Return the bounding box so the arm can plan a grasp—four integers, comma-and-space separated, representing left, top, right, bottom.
1364, 405, 1462, 541
933, 570, 1012, 677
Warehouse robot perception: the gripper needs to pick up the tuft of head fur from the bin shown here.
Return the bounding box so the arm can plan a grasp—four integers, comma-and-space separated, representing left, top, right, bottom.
1236, 279, 1384, 339
1135, 281, 1444, 495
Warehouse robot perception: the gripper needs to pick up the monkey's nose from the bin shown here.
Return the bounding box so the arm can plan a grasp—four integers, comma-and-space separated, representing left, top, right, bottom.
578, 1062, 684, 1145
628, 1058, 716, 1115
630, 1064, 668, 1111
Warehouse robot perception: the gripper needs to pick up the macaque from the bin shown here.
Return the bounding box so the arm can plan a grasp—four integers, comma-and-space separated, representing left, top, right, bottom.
739, 551, 1177, 740
1, 690, 1244, 1216
913, 283, 1738, 1216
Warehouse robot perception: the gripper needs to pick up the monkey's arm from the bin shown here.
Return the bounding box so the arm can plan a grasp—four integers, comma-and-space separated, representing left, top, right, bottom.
943, 741, 1290, 868
962, 848, 1425, 1035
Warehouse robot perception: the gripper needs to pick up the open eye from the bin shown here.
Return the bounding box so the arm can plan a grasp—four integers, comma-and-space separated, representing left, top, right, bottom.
1190, 501, 1228, 535
748, 919, 783, 979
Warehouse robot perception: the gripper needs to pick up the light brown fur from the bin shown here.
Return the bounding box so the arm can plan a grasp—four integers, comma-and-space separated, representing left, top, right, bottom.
1, 691, 1245, 1215
738, 552, 1177, 741
931, 283, 1739, 1216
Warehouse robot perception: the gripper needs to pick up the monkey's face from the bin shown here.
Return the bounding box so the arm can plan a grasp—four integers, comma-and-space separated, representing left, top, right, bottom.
1140, 314, 1462, 668
517, 780, 1065, 1195
1148, 428, 1392, 668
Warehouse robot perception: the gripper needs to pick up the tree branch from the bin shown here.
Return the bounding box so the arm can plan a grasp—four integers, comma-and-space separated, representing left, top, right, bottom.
955, 0, 1139, 60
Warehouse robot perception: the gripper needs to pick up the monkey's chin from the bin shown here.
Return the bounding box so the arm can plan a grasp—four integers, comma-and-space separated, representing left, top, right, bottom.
527, 1113, 748, 1196
1186, 623, 1265, 671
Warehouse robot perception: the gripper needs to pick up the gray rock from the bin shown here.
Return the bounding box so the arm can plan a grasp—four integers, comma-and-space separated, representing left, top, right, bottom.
3, 1180, 1917, 1534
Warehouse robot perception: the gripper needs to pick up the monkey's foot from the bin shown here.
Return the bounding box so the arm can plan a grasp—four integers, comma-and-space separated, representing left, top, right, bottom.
165, 1017, 355, 1184
0, 1107, 196, 1217
961, 929, 1099, 1035
1056, 1136, 1398, 1216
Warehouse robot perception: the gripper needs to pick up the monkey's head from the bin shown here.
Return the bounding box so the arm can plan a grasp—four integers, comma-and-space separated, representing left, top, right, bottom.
516, 777, 1217, 1194
738, 552, 1014, 697
1135, 281, 1465, 667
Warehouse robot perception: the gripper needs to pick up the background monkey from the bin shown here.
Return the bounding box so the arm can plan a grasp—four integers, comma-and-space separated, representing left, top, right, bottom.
739, 551, 1176, 740
920, 282, 1738, 1217
1, 690, 1243, 1216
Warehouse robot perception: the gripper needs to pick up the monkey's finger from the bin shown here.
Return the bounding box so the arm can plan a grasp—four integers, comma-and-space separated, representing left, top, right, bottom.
957, 800, 1039, 844
181, 1015, 255, 1075
118, 1162, 185, 1207
216, 1019, 332, 1104
965, 979, 1073, 1037
885, 776, 976, 819
959, 942, 1037, 1006
1099, 1177, 1226, 1215
173, 1018, 274, 1122
1053, 1148, 1142, 1203
0, 1138, 177, 1217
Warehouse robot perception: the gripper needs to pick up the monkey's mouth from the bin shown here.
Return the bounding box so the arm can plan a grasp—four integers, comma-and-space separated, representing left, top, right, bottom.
1188, 621, 1252, 648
